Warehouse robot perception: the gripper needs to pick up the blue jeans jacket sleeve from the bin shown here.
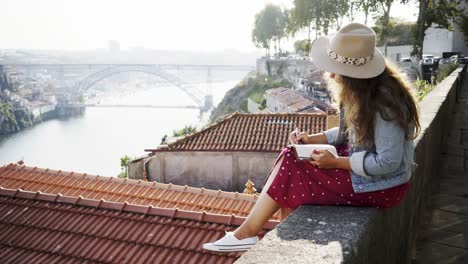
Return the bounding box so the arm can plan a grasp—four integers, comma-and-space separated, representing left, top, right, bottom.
349, 114, 405, 177
322, 127, 339, 145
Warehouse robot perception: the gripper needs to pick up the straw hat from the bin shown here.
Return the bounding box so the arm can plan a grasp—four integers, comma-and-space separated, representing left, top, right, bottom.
310, 22, 386, 79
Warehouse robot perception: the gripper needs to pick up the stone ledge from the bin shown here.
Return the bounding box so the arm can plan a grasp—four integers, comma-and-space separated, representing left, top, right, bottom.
236, 206, 376, 264
236, 65, 467, 263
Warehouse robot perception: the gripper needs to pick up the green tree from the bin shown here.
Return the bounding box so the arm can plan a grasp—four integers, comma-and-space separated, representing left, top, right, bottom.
294, 39, 311, 55
374, 0, 396, 57
252, 11, 271, 56
252, 4, 288, 57
458, 14, 468, 45
275, 9, 289, 55
172, 125, 197, 137
119, 155, 132, 178
0, 102, 19, 133
374, 17, 417, 46
288, 0, 316, 52
370, 0, 415, 57
289, 0, 350, 43
350, 0, 377, 24
412, 0, 465, 60
318, 0, 350, 34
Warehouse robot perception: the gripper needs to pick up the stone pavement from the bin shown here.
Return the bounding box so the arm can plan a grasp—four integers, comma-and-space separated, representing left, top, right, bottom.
414, 70, 468, 264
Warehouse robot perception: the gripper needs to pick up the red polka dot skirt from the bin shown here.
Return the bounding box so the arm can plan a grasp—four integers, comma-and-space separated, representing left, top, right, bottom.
265, 145, 409, 210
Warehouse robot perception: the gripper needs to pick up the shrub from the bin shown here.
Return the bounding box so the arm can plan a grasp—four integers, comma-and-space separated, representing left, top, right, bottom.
416, 63, 459, 101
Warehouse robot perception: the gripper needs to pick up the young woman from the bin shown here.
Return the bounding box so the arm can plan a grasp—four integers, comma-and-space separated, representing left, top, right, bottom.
203, 22, 420, 252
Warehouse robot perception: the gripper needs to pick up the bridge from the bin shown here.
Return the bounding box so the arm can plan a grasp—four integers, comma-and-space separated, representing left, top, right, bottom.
1, 64, 254, 112
65, 103, 201, 109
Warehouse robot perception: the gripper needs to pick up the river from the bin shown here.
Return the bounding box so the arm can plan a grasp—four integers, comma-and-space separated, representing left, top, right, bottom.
0, 79, 240, 176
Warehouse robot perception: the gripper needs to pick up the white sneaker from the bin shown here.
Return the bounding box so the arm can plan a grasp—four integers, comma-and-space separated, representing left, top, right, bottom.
202, 231, 258, 252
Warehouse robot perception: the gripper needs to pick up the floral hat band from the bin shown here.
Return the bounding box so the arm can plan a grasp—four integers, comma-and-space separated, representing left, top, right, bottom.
327, 48, 374, 66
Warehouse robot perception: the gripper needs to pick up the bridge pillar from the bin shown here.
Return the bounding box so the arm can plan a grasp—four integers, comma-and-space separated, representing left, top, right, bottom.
203, 94, 213, 111
58, 65, 65, 90
0, 65, 3, 91
206, 67, 212, 95
25, 67, 31, 79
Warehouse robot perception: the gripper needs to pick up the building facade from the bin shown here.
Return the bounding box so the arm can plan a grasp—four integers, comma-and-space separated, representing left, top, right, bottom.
129, 113, 339, 192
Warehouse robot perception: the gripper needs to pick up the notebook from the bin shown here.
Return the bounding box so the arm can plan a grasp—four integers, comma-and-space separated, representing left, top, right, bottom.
291, 144, 338, 161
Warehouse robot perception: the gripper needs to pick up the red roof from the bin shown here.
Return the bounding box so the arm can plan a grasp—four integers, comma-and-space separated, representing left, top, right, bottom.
0, 164, 280, 263
148, 112, 328, 152
0, 164, 280, 221
0, 188, 272, 264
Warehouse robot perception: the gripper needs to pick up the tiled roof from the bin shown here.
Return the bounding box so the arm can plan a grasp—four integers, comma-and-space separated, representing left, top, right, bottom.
0, 164, 280, 221
289, 100, 324, 113
267, 88, 335, 114
0, 164, 280, 263
265, 87, 290, 95
267, 89, 306, 106
148, 112, 328, 152
0, 188, 272, 264
305, 69, 325, 83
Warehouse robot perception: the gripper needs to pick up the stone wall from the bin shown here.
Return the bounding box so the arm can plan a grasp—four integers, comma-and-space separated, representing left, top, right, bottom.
247, 98, 261, 114
236, 65, 466, 263
129, 151, 279, 192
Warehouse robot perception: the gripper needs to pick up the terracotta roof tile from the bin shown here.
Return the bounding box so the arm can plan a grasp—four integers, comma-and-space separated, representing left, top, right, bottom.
0, 165, 282, 262
0, 164, 281, 221
149, 112, 328, 152
0, 189, 272, 263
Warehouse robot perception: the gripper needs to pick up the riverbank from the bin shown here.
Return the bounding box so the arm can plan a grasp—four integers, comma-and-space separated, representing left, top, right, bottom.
0, 102, 35, 135
0, 103, 85, 136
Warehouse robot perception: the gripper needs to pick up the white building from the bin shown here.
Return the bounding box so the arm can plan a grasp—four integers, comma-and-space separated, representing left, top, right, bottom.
424, 1, 468, 57
424, 26, 468, 57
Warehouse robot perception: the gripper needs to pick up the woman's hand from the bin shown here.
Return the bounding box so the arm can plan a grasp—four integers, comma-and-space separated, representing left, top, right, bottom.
289, 131, 309, 145
309, 149, 337, 169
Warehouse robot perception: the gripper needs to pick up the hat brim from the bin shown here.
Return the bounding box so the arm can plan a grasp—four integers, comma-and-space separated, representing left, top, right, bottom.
310, 36, 386, 79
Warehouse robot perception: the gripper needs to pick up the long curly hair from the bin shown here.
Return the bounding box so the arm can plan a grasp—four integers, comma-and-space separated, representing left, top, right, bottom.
335, 62, 421, 146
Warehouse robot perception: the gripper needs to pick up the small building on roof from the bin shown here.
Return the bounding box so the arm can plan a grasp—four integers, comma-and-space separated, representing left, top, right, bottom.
130, 112, 339, 192
0, 164, 279, 264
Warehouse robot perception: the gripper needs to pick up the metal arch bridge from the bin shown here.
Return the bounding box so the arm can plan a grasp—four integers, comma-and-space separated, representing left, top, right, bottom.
73, 65, 207, 108
2, 63, 255, 111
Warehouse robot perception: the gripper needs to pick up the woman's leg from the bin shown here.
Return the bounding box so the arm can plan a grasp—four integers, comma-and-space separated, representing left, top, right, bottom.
280, 207, 294, 221
233, 156, 284, 240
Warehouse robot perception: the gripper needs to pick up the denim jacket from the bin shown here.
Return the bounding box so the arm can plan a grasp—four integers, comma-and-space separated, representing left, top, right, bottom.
323, 111, 415, 193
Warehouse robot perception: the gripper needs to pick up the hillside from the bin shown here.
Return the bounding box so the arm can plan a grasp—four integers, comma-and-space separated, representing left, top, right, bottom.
210, 72, 291, 122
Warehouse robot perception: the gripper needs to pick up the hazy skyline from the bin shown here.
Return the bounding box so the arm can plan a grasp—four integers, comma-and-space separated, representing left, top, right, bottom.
1, 0, 418, 52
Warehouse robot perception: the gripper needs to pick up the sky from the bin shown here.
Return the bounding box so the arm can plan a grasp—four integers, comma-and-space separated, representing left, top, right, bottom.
0, 0, 419, 52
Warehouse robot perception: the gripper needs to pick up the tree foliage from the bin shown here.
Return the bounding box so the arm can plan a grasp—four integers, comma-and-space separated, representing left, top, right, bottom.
119, 155, 132, 178
458, 14, 468, 45
252, 0, 466, 62
289, 0, 349, 40
172, 125, 197, 137
350, 0, 377, 24
412, 0, 465, 60
373, 17, 416, 46
294, 39, 311, 55
288, 0, 316, 41
321, 0, 350, 33
252, 4, 288, 57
